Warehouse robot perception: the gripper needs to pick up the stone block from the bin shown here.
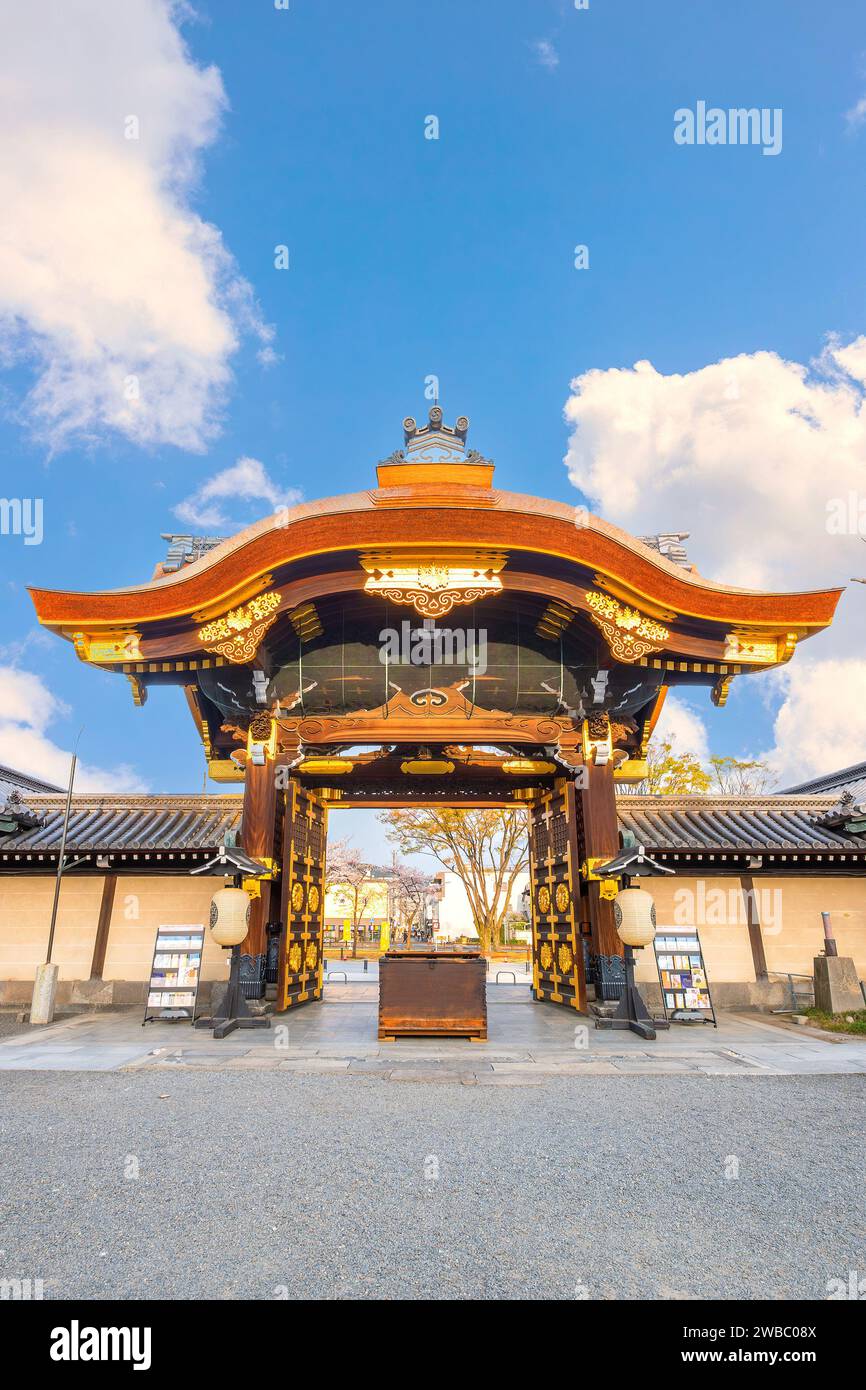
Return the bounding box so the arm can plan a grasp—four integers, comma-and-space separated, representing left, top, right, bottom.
813, 956, 863, 1015
30, 962, 59, 1024
70, 978, 115, 1007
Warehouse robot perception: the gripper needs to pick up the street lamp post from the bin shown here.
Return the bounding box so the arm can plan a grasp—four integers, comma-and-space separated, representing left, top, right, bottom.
31, 732, 82, 1025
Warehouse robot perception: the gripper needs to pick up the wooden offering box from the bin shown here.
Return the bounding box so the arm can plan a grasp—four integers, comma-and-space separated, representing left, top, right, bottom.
378, 948, 487, 1041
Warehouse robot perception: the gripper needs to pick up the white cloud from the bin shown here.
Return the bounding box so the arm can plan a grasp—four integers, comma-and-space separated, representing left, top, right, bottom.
0, 667, 146, 792
652, 694, 710, 765
563, 337, 866, 778
173, 456, 302, 530
764, 658, 866, 787
0, 0, 273, 453
531, 40, 559, 71
845, 96, 866, 129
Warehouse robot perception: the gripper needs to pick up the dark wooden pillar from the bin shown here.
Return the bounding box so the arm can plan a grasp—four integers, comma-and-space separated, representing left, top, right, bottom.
89, 873, 117, 979
577, 759, 625, 1000
238, 741, 283, 999
740, 874, 768, 980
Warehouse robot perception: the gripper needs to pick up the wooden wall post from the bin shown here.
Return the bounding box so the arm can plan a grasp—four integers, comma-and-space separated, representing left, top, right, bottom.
89, 873, 117, 980
238, 743, 282, 999
577, 759, 625, 1000
740, 874, 768, 981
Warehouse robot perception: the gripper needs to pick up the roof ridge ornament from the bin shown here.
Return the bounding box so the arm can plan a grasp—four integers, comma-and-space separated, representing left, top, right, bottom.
404, 405, 469, 450
377, 407, 491, 466
375, 407, 495, 488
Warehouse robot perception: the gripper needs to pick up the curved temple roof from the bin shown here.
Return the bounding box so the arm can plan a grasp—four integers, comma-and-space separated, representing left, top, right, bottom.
29, 480, 841, 631
25, 409, 844, 776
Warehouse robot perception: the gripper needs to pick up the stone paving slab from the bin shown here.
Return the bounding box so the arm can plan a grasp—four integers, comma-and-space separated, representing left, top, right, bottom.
1, 993, 866, 1079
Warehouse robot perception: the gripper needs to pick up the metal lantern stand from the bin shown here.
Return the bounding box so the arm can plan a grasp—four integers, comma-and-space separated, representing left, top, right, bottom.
592, 839, 673, 1042
595, 941, 666, 1041
191, 848, 273, 1039
195, 938, 271, 1039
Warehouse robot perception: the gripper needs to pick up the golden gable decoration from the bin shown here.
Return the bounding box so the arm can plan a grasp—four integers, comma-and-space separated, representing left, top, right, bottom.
360, 549, 506, 618
72, 630, 143, 664
584, 590, 669, 663
198, 591, 282, 663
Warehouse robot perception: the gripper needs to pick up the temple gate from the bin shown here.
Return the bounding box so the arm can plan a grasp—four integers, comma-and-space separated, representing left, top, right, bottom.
29, 407, 842, 1015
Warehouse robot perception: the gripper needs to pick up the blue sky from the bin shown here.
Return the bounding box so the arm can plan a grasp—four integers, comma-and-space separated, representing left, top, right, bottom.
1, 0, 865, 859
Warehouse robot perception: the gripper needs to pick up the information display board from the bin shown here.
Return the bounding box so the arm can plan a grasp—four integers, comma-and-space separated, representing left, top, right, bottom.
654, 927, 717, 1027
142, 926, 205, 1025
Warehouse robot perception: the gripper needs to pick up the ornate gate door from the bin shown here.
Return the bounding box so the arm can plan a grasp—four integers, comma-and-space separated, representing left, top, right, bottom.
277, 781, 327, 1011
528, 781, 587, 1013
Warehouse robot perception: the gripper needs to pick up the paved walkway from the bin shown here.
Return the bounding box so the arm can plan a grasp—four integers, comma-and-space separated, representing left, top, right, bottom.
1, 982, 864, 1081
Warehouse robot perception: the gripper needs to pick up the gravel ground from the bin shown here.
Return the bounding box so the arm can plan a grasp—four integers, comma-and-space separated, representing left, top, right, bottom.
0, 1012, 38, 1041
0, 1071, 862, 1301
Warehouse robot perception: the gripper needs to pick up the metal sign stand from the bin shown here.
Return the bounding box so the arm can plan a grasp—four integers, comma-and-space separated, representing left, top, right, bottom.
653, 926, 717, 1027
143, 926, 205, 1025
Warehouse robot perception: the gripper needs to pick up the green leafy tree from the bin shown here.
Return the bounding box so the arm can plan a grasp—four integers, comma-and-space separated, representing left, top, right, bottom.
636, 740, 776, 796
636, 738, 712, 795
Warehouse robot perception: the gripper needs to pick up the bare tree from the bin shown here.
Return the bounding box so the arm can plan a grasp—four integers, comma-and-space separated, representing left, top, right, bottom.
326, 838, 378, 957
389, 863, 432, 936
708, 755, 776, 795
378, 808, 528, 955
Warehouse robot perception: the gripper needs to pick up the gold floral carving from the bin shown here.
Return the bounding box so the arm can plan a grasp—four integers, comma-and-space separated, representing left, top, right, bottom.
291, 881, 305, 912
308, 885, 320, 913
198, 591, 282, 663
539, 943, 553, 970
288, 944, 302, 973
537, 885, 551, 914
584, 590, 669, 663
558, 943, 573, 973
555, 882, 570, 914
305, 942, 318, 969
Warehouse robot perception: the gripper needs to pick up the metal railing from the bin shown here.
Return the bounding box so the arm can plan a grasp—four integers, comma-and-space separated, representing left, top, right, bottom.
769, 972, 815, 1013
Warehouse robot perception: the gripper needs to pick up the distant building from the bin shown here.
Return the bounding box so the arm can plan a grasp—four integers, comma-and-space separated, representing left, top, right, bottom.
0, 762, 61, 801
431, 870, 530, 943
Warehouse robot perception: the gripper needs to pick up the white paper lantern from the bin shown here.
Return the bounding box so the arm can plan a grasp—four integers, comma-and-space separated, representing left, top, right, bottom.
613, 887, 656, 948
209, 887, 250, 947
